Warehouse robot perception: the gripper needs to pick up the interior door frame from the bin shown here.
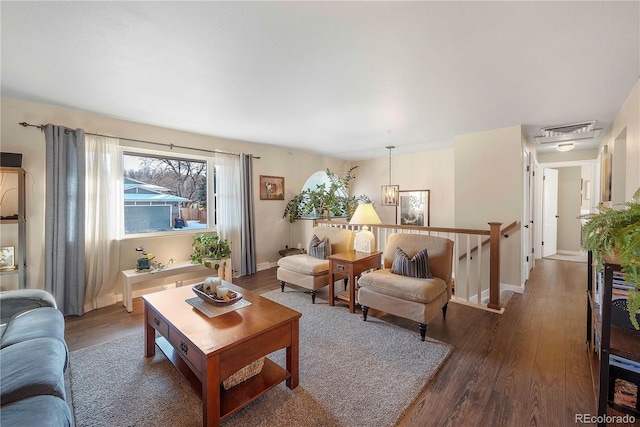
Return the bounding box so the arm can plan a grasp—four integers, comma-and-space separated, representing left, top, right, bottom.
542, 167, 559, 257
522, 148, 535, 284
535, 159, 599, 260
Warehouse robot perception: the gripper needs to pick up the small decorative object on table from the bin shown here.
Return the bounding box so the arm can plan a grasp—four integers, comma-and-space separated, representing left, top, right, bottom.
135, 247, 166, 272
193, 281, 243, 306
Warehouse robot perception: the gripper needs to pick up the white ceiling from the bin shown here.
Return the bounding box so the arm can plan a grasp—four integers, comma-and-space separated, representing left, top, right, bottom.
2, 1, 639, 160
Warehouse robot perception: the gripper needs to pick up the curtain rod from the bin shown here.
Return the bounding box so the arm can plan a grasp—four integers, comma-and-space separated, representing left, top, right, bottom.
18, 122, 260, 159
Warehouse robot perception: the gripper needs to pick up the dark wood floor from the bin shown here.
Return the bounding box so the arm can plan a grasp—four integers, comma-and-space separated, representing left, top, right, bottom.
64, 259, 630, 426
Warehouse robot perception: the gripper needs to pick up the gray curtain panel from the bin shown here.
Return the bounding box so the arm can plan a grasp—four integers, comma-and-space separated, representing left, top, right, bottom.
239, 153, 257, 275
44, 124, 86, 316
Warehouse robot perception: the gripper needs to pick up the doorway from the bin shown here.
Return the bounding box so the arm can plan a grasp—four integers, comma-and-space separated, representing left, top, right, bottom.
536, 160, 597, 262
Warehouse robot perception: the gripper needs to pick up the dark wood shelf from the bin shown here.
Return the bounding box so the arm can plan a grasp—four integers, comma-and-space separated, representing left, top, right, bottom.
590, 290, 640, 361
588, 255, 640, 425
610, 325, 640, 362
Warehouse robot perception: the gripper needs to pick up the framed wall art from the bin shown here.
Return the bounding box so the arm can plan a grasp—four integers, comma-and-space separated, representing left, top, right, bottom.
397, 190, 430, 226
260, 175, 285, 200
0, 246, 15, 270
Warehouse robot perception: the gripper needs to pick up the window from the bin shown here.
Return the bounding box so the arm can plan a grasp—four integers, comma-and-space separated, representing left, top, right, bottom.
123, 152, 212, 234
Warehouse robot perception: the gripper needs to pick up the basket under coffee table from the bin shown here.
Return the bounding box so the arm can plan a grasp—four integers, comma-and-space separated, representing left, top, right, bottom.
143, 282, 301, 427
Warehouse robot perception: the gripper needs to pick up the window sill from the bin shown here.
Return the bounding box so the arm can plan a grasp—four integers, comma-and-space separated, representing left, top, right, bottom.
121, 228, 217, 240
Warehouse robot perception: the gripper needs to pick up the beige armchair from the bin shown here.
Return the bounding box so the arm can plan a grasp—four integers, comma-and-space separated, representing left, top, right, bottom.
357, 233, 454, 341
277, 226, 355, 303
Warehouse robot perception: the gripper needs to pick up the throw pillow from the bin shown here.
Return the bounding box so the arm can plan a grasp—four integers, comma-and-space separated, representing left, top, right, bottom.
309, 235, 331, 259
390, 247, 432, 278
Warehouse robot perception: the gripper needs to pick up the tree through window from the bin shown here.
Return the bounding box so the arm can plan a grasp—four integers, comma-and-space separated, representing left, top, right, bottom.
123, 153, 209, 234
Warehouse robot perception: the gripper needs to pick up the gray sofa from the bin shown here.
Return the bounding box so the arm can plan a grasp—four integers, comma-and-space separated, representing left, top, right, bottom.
0, 290, 73, 426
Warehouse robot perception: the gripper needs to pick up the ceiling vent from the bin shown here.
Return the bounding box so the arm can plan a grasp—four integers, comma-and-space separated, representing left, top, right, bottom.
534, 121, 602, 144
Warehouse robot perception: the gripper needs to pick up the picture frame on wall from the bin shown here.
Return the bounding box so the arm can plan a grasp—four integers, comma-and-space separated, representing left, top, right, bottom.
259, 175, 285, 200
397, 190, 430, 226
0, 246, 15, 270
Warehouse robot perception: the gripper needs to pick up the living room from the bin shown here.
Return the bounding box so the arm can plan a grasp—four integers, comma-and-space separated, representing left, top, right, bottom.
1, 2, 639, 426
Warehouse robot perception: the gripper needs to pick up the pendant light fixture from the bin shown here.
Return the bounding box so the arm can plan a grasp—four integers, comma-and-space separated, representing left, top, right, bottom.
381, 146, 399, 206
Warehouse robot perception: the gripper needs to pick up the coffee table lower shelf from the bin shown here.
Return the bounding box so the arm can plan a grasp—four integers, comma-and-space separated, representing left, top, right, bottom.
155, 336, 290, 420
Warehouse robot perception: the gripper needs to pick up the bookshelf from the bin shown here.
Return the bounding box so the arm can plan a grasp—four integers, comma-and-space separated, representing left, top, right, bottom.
587, 252, 640, 425
0, 167, 26, 289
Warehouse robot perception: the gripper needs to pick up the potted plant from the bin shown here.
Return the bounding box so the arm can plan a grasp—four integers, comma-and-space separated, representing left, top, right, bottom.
283, 166, 372, 223
190, 234, 232, 280
582, 187, 640, 328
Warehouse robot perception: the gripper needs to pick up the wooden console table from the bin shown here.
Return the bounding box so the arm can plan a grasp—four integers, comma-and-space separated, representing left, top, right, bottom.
121, 261, 210, 312
328, 251, 382, 313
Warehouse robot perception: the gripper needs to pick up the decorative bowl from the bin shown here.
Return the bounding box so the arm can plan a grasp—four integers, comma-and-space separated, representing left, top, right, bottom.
193, 283, 242, 306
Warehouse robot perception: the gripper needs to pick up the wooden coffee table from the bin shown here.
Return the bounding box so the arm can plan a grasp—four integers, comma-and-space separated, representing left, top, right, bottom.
142, 283, 301, 427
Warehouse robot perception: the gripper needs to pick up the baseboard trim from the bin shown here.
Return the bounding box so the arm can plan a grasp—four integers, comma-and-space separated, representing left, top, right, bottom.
501, 283, 524, 294
84, 294, 117, 313
257, 262, 277, 271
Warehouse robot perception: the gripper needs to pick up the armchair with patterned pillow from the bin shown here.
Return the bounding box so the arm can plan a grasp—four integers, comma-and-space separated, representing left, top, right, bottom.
277, 226, 355, 303
357, 233, 454, 341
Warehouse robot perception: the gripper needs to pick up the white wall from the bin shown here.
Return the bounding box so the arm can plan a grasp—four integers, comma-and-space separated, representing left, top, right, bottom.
557, 167, 582, 253
454, 125, 523, 287
537, 149, 598, 164
352, 149, 455, 227
0, 97, 348, 293
601, 80, 640, 201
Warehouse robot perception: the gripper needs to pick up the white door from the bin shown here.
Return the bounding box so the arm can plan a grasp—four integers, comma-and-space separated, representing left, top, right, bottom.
543, 168, 559, 257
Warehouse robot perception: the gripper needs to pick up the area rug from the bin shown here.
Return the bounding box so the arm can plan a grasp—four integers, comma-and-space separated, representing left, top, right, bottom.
69, 288, 452, 427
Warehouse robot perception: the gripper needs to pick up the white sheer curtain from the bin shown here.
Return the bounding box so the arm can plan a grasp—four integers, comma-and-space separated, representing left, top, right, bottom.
84, 134, 121, 312
215, 153, 241, 277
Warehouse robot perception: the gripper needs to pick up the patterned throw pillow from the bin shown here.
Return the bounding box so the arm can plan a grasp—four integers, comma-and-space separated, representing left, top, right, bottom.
309, 235, 331, 259
390, 247, 432, 278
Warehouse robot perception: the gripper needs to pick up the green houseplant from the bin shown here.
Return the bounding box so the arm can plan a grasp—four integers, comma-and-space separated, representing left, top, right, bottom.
190, 234, 232, 279
582, 187, 640, 328
283, 166, 372, 223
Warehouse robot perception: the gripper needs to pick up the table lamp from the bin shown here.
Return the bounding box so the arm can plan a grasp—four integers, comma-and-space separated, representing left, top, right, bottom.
349, 203, 382, 253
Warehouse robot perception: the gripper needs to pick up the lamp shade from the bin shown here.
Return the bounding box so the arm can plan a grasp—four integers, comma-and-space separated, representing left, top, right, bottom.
349, 203, 381, 253
349, 203, 382, 225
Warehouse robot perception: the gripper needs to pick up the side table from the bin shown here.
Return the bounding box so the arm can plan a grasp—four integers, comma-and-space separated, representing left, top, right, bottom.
328, 251, 382, 313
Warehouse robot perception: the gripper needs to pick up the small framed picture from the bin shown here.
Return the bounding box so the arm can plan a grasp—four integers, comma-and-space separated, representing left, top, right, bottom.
0, 246, 15, 270
397, 190, 430, 226
260, 175, 285, 200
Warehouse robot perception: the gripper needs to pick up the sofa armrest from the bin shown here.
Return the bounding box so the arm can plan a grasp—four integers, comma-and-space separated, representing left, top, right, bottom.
0, 290, 57, 323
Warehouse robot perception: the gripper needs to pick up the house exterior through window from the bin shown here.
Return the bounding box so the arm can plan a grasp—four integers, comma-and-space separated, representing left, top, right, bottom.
123, 153, 211, 234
